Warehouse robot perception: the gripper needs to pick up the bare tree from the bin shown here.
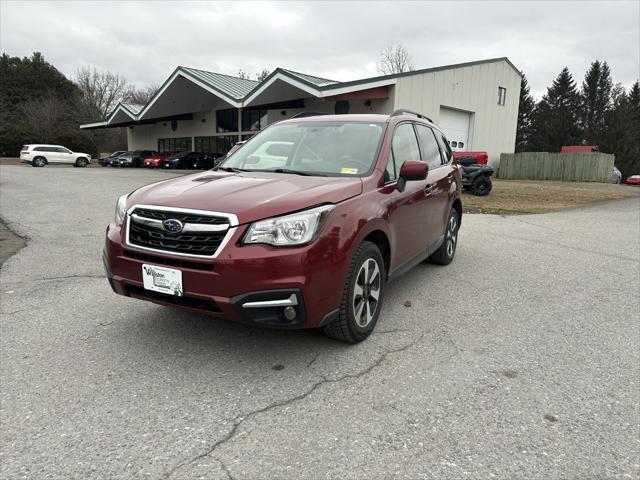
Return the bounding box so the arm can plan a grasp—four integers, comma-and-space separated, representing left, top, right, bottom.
126, 83, 160, 106
17, 95, 68, 142
256, 68, 270, 81
377, 43, 415, 75
237, 68, 250, 80
75, 67, 131, 118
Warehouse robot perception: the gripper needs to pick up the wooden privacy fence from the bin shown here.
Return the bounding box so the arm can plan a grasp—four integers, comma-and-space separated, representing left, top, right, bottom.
498, 152, 615, 182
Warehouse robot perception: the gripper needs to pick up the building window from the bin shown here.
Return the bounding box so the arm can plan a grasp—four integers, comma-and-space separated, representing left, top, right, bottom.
216, 109, 238, 133
194, 136, 238, 155
498, 86, 507, 106
158, 137, 191, 153
194, 136, 215, 154
241, 109, 268, 131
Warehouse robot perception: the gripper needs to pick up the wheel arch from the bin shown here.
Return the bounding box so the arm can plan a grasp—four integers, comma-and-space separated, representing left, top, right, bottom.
361, 229, 391, 278
451, 198, 462, 228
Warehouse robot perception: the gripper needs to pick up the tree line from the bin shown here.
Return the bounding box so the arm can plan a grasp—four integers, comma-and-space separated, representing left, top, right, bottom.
2, 51, 638, 178
0, 52, 158, 157
516, 61, 640, 178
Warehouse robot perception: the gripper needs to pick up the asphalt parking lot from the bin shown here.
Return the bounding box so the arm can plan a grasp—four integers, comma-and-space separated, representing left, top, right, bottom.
1, 164, 638, 479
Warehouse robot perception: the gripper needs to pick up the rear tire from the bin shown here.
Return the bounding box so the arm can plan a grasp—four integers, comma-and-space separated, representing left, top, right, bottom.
32, 157, 46, 167
429, 208, 459, 265
324, 241, 386, 343
471, 176, 492, 196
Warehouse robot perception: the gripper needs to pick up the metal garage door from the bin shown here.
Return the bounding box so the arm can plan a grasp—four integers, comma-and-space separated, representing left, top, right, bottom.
439, 107, 471, 152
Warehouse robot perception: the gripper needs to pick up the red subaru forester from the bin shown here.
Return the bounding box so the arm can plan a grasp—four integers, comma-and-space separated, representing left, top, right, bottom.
103, 110, 462, 342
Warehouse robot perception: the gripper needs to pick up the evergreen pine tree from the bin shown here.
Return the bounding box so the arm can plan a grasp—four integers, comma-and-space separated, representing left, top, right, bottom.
515, 73, 536, 152
530, 67, 582, 151
601, 81, 640, 178
581, 60, 613, 145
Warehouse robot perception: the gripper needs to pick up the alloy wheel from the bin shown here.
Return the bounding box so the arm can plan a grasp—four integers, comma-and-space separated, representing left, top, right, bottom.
446, 214, 458, 258
352, 258, 381, 327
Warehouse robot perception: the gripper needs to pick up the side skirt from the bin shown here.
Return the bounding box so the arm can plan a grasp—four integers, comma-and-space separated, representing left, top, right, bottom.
387, 234, 445, 282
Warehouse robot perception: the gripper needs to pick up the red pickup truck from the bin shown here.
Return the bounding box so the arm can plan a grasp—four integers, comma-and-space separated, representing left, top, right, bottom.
561, 146, 599, 153
452, 151, 488, 165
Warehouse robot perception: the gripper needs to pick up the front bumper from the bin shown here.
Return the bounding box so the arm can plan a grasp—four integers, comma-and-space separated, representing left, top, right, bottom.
103, 222, 345, 329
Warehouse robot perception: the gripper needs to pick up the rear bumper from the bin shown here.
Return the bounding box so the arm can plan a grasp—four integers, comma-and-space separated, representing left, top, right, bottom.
103, 222, 347, 329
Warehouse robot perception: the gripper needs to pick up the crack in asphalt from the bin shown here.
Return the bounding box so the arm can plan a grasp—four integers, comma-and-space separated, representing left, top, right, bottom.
507, 216, 562, 233
305, 353, 321, 368
1, 274, 104, 286
215, 457, 235, 480
160, 335, 424, 479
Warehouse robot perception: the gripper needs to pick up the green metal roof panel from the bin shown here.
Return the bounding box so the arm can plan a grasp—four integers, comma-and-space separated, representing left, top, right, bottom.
280, 69, 338, 87
180, 66, 259, 100
121, 103, 144, 115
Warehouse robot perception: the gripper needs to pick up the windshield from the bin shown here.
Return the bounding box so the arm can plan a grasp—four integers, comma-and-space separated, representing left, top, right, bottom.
221, 121, 385, 176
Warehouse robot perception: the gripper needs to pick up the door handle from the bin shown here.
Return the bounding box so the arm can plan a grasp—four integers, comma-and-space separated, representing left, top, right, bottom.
424, 184, 436, 196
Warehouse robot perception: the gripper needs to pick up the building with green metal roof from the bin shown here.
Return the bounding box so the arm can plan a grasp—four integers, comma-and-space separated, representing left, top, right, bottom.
81, 57, 521, 165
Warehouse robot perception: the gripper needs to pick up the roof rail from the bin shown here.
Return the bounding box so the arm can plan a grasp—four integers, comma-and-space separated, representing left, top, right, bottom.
290, 111, 329, 119
390, 109, 433, 123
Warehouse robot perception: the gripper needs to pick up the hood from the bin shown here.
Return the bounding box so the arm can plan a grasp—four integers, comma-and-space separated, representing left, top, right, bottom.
127, 171, 363, 225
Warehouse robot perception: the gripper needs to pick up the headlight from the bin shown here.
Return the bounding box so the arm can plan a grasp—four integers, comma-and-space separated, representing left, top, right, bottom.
243, 205, 335, 246
114, 194, 128, 226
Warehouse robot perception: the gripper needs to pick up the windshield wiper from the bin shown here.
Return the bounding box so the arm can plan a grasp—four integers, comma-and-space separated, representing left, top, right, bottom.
271, 168, 324, 176
215, 166, 244, 172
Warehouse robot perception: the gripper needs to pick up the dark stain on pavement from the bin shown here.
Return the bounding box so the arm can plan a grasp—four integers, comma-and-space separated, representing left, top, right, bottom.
0, 220, 26, 267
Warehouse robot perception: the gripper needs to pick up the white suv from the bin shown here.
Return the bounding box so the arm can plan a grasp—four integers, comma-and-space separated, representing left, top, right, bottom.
20, 144, 92, 167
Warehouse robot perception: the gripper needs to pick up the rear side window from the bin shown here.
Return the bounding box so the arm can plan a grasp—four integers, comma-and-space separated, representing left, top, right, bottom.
33, 147, 54, 152
434, 131, 453, 164
415, 124, 442, 169
391, 123, 421, 174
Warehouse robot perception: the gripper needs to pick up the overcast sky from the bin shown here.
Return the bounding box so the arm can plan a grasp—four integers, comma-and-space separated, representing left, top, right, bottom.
1, 1, 638, 99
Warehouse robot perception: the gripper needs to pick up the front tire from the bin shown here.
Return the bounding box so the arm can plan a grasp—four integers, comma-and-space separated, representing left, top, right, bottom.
429, 208, 460, 265
471, 176, 492, 196
324, 241, 386, 343
75, 158, 88, 168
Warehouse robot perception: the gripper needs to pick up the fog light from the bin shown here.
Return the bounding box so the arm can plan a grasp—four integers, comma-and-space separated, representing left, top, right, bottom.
283, 306, 297, 320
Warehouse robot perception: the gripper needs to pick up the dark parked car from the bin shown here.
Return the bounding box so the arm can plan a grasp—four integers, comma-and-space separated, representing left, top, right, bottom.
108, 151, 131, 167
99, 151, 126, 167
163, 151, 207, 169
193, 153, 223, 170
105, 110, 461, 343
118, 150, 157, 167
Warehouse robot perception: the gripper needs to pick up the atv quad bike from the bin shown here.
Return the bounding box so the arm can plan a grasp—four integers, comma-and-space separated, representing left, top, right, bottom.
457, 155, 494, 196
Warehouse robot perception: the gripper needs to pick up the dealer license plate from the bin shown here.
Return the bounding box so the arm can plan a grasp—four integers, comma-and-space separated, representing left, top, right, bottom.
142, 264, 183, 297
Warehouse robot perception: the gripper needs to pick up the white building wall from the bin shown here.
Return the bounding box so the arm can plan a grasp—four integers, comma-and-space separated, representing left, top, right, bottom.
393, 60, 521, 166
127, 110, 217, 150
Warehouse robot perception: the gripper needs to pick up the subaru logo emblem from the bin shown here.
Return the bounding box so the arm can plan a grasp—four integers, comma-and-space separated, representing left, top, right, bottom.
162, 219, 183, 234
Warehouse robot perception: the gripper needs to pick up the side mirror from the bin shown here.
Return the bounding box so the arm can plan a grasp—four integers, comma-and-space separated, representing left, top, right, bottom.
397, 160, 428, 192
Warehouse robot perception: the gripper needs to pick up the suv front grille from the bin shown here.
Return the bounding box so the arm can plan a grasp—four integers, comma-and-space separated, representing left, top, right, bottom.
127, 207, 231, 257
133, 208, 229, 225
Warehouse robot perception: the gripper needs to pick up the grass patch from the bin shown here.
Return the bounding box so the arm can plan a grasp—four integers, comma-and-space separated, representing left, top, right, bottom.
463, 179, 639, 215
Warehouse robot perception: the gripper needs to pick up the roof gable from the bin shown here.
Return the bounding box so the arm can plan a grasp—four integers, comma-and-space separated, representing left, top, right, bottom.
180, 66, 259, 100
